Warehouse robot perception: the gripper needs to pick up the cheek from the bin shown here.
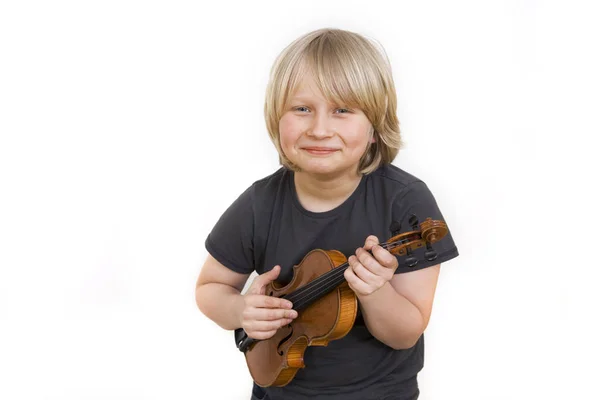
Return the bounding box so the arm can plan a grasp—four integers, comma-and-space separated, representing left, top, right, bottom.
339, 118, 372, 144
345, 127, 372, 150
278, 117, 300, 148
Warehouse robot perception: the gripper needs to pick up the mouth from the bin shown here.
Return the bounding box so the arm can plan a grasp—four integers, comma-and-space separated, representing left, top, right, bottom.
301, 147, 339, 155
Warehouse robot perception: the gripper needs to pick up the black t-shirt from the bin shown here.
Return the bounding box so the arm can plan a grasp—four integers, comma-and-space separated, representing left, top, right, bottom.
205, 163, 459, 400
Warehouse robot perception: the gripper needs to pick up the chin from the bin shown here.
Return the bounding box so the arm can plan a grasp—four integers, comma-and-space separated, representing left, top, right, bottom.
286, 152, 359, 176
294, 161, 350, 177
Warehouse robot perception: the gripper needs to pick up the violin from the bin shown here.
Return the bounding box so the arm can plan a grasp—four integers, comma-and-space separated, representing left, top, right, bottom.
234, 216, 449, 387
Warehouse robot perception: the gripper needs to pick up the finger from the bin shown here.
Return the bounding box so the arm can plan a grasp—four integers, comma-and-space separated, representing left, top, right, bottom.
355, 248, 389, 277
249, 265, 281, 294
264, 265, 281, 280
246, 318, 294, 333
344, 264, 372, 295
247, 294, 293, 310
370, 244, 399, 269
253, 307, 298, 321
248, 330, 278, 340
349, 254, 380, 286
258, 265, 281, 285
241, 308, 294, 331
363, 235, 379, 250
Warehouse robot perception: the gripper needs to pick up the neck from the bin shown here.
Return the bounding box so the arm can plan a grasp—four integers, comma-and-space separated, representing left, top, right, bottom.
293, 169, 362, 212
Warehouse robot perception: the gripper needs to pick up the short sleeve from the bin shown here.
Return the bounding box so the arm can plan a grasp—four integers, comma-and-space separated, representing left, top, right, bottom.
205, 185, 255, 274
392, 181, 459, 274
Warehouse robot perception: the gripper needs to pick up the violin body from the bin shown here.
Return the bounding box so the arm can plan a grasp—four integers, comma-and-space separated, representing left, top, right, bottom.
245, 249, 357, 387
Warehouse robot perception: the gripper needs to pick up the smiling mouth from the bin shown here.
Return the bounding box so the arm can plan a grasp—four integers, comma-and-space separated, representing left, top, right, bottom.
302, 147, 338, 155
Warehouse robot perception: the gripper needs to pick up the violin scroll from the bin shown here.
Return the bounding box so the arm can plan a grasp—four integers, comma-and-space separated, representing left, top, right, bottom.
384, 217, 448, 267
420, 217, 448, 244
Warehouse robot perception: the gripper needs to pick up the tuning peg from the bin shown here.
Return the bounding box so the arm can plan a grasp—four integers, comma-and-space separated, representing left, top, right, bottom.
424, 242, 438, 261
409, 214, 419, 231
424, 250, 438, 262
389, 220, 402, 236
405, 247, 418, 267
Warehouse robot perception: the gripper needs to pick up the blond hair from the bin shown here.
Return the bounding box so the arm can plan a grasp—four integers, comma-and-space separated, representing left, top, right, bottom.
264, 28, 402, 174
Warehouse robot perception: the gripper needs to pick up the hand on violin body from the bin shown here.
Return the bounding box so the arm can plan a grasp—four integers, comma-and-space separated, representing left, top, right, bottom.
344, 235, 399, 297
238, 265, 298, 340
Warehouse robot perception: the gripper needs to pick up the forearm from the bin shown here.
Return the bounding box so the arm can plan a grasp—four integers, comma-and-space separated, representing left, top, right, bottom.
358, 281, 424, 350
195, 282, 245, 330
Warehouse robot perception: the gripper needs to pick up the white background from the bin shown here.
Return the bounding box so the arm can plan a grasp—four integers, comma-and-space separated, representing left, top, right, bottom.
1, 1, 599, 399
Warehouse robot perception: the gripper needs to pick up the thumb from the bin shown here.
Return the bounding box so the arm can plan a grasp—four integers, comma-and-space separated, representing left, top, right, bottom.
263, 265, 281, 282
250, 265, 281, 294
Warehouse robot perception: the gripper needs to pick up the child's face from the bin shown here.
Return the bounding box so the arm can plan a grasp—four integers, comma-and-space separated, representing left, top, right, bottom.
279, 74, 373, 178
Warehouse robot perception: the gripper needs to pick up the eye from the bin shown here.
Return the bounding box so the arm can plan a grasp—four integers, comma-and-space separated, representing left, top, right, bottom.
335, 108, 351, 114
294, 106, 309, 112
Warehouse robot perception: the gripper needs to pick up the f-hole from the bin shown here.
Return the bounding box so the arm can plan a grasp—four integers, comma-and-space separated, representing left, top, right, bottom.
276, 325, 294, 356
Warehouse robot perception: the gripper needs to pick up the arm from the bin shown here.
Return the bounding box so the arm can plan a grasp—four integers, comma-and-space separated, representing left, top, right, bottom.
358, 265, 440, 350
344, 235, 441, 350
195, 254, 250, 330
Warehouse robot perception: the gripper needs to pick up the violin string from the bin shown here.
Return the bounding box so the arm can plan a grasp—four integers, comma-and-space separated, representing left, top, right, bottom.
285, 240, 404, 305
286, 241, 399, 310
284, 239, 410, 310
286, 263, 349, 310
285, 235, 416, 308
288, 232, 421, 310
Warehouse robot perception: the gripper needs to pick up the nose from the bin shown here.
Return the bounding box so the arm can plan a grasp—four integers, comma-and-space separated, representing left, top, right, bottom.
307, 112, 334, 138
